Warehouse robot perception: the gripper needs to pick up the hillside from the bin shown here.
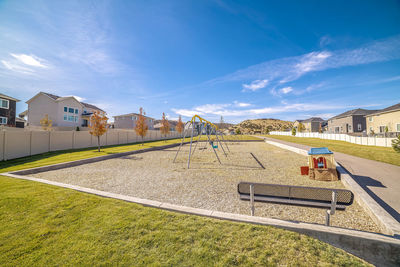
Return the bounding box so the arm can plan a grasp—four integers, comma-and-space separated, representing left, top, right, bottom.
231, 119, 293, 134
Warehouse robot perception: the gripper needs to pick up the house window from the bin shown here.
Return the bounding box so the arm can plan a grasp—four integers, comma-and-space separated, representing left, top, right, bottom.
74, 116, 78, 122
75, 109, 79, 114
397, 124, 400, 132
68, 115, 74, 121
64, 106, 68, 112
0, 99, 9, 109
0, 116, 7, 124
64, 115, 68, 121
370, 127, 373, 132
348, 125, 352, 131
379, 126, 386, 133
68, 108, 74, 113
369, 117, 373, 122
357, 124, 362, 131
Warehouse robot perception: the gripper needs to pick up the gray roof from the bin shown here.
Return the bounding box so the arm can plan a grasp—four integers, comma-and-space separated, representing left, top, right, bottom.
301, 117, 325, 123
41, 92, 105, 112
0, 93, 20, 102
113, 112, 155, 120
366, 102, 400, 116
329, 108, 378, 120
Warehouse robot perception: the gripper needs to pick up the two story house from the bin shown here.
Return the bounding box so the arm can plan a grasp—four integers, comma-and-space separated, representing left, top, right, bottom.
327, 108, 377, 134
113, 113, 155, 130
301, 117, 325, 132
365, 102, 400, 135
25, 92, 105, 128
0, 93, 20, 127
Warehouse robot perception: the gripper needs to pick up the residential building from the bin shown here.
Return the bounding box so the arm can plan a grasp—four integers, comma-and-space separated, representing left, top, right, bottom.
293, 119, 304, 129
154, 119, 177, 131
0, 93, 20, 127
327, 108, 377, 134
25, 92, 105, 128
365, 102, 400, 135
301, 117, 325, 132
113, 113, 155, 130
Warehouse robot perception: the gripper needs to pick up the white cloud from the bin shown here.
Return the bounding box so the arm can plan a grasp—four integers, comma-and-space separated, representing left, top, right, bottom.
10, 53, 48, 68
242, 79, 268, 92
234, 101, 251, 107
280, 86, 293, 94
68, 95, 86, 102
204, 35, 400, 88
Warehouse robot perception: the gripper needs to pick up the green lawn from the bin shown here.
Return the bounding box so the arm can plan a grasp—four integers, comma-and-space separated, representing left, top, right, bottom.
0, 176, 369, 266
0, 135, 260, 173
266, 135, 400, 166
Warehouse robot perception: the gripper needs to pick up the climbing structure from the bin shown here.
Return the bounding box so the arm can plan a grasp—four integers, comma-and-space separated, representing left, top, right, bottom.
173, 115, 230, 169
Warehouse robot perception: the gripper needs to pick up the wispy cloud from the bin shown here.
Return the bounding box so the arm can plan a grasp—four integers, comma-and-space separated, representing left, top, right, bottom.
233, 101, 251, 107
204, 35, 400, 90
10, 53, 48, 68
1, 53, 49, 75
242, 79, 268, 92
280, 86, 293, 94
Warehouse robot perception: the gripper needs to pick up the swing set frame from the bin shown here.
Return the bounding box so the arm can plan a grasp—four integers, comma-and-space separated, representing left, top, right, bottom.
173, 115, 230, 169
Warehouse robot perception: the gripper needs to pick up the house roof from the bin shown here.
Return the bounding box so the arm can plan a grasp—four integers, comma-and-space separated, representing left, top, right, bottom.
0, 93, 20, 102
365, 102, 400, 117
329, 108, 378, 120
113, 113, 155, 120
301, 117, 325, 123
27, 92, 105, 113
19, 110, 28, 117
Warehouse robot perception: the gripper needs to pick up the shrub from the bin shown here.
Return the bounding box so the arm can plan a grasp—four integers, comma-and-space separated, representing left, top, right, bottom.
291, 127, 296, 136
392, 135, 400, 153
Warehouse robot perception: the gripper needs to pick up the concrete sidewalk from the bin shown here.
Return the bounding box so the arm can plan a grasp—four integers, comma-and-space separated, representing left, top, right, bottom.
262, 137, 400, 223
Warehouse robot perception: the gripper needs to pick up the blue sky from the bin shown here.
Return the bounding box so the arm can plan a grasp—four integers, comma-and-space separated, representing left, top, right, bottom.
1, 0, 400, 123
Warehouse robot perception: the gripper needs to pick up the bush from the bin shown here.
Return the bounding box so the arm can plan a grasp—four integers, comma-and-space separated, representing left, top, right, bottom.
392, 135, 400, 153
76, 126, 80, 131
291, 128, 296, 136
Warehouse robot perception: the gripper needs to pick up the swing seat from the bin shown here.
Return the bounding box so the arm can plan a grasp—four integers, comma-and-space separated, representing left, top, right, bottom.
209, 141, 218, 149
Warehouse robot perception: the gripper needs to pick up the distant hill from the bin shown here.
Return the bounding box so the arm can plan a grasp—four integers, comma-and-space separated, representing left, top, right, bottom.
231, 118, 293, 134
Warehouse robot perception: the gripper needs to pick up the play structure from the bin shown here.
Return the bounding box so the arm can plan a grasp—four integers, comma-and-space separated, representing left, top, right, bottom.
306, 147, 339, 181
173, 115, 230, 168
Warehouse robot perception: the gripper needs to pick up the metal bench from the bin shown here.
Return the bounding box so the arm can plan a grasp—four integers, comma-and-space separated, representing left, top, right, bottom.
237, 182, 354, 226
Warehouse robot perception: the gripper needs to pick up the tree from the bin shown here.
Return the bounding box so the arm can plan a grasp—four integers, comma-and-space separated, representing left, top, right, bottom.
385, 126, 389, 137
160, 112, 170, 140
392, 135, 400, 153
292, 127, 296, 136
220, 116, 225, 129
40, 114, 53, 131
176, 115, 184, 135
298, 123, 305, 133
89, 111, 108, 152
318, 123, 323, 133
135, 107, 148, 145
235, 128, 241, 135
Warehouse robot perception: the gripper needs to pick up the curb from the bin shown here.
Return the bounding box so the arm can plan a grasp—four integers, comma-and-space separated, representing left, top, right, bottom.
1, 172, 400, 266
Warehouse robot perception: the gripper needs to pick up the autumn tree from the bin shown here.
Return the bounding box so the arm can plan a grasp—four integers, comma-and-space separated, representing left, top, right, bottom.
135, 107, 148, 145
89, 111, 108, 152
160, 112, 170, 140
176, 115, 184, 135
40, 114, 53, 131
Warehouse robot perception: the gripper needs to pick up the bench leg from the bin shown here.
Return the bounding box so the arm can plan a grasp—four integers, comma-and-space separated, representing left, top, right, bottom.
325, 210, 331, 226
250, 184, 255, 216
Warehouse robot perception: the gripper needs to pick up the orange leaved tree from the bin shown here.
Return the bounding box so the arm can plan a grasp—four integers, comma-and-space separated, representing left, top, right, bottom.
40, 114, 53, 131
89, 111, 108, 152
176, 115, 184, 135
160, 112, 170, 141
135, 107, 148, 145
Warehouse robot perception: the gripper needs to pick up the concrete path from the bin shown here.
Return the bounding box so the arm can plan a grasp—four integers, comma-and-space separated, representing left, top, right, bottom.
262, 137, 400, 223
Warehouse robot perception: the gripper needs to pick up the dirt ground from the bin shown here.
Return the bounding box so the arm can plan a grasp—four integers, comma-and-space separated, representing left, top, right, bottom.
32, 141, 381, 233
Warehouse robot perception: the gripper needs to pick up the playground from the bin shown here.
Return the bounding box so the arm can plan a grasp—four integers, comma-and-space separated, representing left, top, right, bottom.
31, 140, 380, 233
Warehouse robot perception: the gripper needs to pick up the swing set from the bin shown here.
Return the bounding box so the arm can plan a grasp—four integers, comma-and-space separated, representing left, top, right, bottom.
173, 115, 230, 168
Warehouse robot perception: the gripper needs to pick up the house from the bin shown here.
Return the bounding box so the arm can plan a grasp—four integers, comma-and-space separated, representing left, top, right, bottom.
365, 102, 400, 135
25, 92, 105, 128
301, 117, 325, 132
153, 119, 177, 131
293, 119, 304, 129
113, 113, 155, 130
327, 108, 378, 134
0, 93, 20, 127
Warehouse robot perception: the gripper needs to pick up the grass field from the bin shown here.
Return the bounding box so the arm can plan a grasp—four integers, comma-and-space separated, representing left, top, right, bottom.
266, 135, 400, 166
0, 175, 369, 266
0, 135, 260, 173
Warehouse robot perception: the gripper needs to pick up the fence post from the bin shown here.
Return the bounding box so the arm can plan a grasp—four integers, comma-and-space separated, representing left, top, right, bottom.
72, 131, 75, 149
3, 130, 7, 161
29, 131, 32, 156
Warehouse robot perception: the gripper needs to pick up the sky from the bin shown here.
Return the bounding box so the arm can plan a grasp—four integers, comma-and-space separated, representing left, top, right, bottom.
1, 0, 400, 123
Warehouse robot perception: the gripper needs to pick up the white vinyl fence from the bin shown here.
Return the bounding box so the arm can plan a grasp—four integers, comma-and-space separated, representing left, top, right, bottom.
269, 131, 396, 148
0, 129, 183, 161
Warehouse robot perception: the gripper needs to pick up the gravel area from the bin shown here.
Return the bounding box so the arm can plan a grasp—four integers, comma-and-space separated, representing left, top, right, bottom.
32, 141, 380, 233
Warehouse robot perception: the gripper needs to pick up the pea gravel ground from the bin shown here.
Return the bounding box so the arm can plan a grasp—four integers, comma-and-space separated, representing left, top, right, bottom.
32, 141, 380, 233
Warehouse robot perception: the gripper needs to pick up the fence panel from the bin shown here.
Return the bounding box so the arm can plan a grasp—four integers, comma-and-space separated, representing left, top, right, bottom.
106, 131, 119, 146
31, 131, 50, 155
5, 131, 30, 160
50, 131, 73, 151
74, 131, 92, 149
